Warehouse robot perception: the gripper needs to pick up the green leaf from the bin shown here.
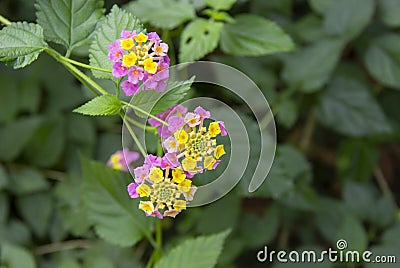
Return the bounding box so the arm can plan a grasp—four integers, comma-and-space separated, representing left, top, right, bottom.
0, 192, 9, 226
0, 165, 8, 190
238, 205, 279, 249
292, 14, 326, 44
322, 0, 374, 40
203, 10, 235, 23
205, 0, 236, 11
89, 5, 144, 79
220, 14, 294, 56
0, 220, 32, 246
9, 168, 49, 195
308, 0, 336, 14
0, 22, 47, 69
36, 0, 104, 54
335, 215, 368, 251
81, 158, 152, 247
0, 242, 36, 268
179, 18, 223, 62
131, 77, 194, 117
16, 192, 53, 238
282, 39, 343, 93
73, 94, 121, 116
369, 195, 396, 229
0, 75, 18, 124
316, 77, 392, 136
364, 34, 400, 89
336, 139, 378, 182
276, 99, 298, 128
378, 0, 400, 27
255, 145, 311, 198
195, 193, 240, 235
55, 175, 91, 236
155, 230, 230, 268
343, 181, 377, 221
23, 115, 66, 168
315, 198, 350, 243
124, 0, 195, 29
0, 117, 42, 162
382, 223, 400, 248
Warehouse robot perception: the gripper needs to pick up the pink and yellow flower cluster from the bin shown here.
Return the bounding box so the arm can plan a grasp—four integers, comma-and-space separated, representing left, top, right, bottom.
108, 30, 170, 96
126, 106, 227, 218
127, 154, 197, 219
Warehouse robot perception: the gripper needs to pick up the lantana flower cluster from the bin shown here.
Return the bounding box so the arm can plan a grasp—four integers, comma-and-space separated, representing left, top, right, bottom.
127, 154, 197, 219
159, 106, 227, 176
108, 30, 170, 96
125, 106, 227, 218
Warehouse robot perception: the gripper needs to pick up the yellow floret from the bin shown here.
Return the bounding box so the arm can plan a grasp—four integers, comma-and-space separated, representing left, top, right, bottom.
122, 53, 137, 68
208, 122, 221, 137
143, 58, 157, 74
175, 130, 188, 144
139, 201, 154, 213
134, 32, 148, 43
182, 157, 196, 171
214, 144, 226, 159
178, 179, 192, 193
172, 168, 186, 183
149, 167, 164, 183
204, 156, 216, 170
174, 200, 187, 210
120, 38, 134, 50
136, 184, 151, 197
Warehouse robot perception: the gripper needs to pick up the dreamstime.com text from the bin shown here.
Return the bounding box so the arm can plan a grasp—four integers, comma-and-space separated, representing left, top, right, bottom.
257, 239, 397, 264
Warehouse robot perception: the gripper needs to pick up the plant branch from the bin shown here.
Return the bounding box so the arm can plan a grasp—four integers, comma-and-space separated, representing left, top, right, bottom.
61, 56, 112, 73
120, 112, 147, 157
124, 115, 157, 134
0, 15, 11, 26
45, 48, 108, 96
33, 239, 92, 255
374, 167, 393, 197
122, 101, 168, 126
299, 110, 317, 152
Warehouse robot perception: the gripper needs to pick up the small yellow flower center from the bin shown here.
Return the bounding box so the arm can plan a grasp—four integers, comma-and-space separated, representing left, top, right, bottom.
155, 45, 163, 54
134, 32, 148, 43
122, 53, 137, 68
120, 38, 134, 50
143, 58, 157, 74
152, 180, 180, 206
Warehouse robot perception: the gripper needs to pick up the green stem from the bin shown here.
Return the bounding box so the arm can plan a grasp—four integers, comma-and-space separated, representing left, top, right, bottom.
124, 115, 157, 134
63, 61, 100, 96
121, 101, 169, 126
145, 251, 157, 268
145, 220, 163, 268
120, 112, 147, 157
157, 138, 163, 157
61, 56, 112, 73
0, 15, 11, 25
45, 48, 108, 95
155, 220, 163, 260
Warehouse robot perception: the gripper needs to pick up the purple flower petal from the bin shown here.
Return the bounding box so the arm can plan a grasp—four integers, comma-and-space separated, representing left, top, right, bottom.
194, 106, 211, 120
121, 80, 139, 96
218, 121, 227, 136
127, 183, 139, 198
112, 62, 128, 78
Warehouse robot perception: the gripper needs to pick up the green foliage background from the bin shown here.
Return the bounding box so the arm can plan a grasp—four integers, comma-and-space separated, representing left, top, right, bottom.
0, 0, 400, 267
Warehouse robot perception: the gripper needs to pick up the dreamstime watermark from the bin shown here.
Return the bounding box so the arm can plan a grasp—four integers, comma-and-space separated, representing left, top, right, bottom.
257, 239, 397, 264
